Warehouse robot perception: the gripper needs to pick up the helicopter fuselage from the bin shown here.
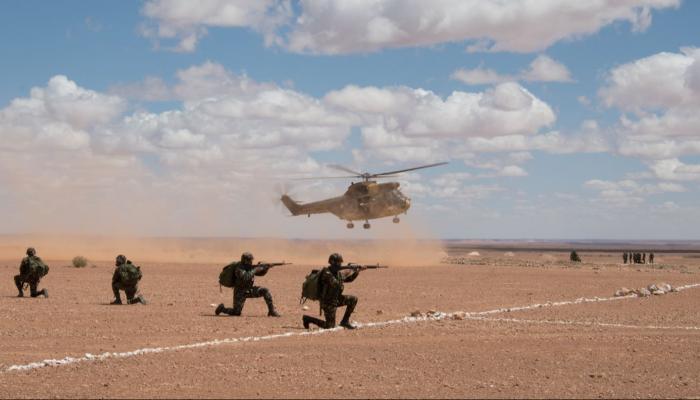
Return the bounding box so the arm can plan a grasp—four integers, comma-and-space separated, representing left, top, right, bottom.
279, 161, 446, 228
280, 181, 410, 222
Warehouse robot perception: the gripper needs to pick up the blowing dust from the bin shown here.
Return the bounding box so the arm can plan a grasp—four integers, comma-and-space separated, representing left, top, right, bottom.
0, 180, 446, 266
0, 234, 446, 267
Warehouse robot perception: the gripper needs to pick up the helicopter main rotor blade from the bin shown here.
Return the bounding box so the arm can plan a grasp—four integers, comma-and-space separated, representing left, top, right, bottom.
290, 175, 359, 180
371, 161, 449, 177
327, 164, 363, 176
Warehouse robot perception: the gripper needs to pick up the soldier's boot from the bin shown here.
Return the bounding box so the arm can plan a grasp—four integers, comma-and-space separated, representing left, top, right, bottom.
215, 303, 225, 316
340, 297, 358, 330
340, 320, 356, 330
220, 306, 240, 316
39, 289, 48, 298
263, 292, 280, 317
128, 295, 146, 305
111, 286, 122, 304
302, 315, 326, 329
14, 276, 24, 297
268, 308, 281, 317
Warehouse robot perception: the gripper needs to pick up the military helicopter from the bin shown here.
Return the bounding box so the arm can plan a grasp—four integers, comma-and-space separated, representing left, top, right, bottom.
280, 162, 448, 229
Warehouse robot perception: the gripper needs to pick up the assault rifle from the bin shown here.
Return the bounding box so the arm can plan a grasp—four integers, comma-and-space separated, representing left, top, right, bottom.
257, 261, 292, 269
338, 263, 388, 271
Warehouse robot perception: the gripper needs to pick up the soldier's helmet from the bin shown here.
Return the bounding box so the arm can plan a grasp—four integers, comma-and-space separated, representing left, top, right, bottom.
328, 253, 343, 266
26, 247, 36, 256
240, 252, 254, 265
116, 254, 127, 265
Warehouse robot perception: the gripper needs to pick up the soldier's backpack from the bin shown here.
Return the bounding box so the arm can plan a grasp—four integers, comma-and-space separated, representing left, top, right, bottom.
119, 262, 142, 285
27, 257, 49, 279
300, 268, 323, 303
218, 262, 238, 289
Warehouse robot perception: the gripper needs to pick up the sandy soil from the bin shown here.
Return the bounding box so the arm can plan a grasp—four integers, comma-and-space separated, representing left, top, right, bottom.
1, 244, 699, 398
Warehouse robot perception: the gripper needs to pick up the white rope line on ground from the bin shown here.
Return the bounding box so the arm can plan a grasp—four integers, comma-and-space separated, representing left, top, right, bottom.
462, 315, 700, 331
4, 282, 699, 374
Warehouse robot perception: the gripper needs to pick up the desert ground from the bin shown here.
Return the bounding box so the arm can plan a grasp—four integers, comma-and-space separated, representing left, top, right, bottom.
1, 237, 699, 398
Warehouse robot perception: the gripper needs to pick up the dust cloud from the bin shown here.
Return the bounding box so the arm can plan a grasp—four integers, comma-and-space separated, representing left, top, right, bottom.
0, 234, 446, 267
0, 178, 446, 266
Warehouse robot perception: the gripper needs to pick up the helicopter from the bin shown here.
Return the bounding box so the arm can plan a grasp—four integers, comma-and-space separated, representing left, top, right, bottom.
280, 162, 448, 229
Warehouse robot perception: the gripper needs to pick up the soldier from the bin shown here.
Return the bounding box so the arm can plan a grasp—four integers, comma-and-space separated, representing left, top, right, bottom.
215, 252, 280, 317
302, 253, 359, 330
623, 252, 628, 264
14, 247, 48, 298
642, 253, 646, 264
111, 254, 146, 305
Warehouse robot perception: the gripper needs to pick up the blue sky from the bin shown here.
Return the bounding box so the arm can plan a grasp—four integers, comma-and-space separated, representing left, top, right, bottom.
0, 0, 698, 239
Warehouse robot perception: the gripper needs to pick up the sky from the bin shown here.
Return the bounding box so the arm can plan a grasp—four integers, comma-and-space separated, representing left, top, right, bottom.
0, 0, 699, 240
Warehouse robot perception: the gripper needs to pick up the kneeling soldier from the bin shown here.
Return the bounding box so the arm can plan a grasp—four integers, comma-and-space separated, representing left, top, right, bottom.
111, 254, 146, 305
216, 252, 280, 317
14, 247, 49, 298
303, 253, 359, 330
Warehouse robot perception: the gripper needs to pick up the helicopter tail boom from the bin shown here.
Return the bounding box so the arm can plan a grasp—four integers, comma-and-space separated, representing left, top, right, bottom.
281, 195, 303, 216
281, 194, 343, 217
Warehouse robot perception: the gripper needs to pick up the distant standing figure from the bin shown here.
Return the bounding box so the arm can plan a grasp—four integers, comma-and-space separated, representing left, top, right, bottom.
623, 252, 628, 264
649, 253, 654, 264
642, 253, 646, 264
570, 250, 581, 262
111, 255, 146, 305
14, 247, 49, 298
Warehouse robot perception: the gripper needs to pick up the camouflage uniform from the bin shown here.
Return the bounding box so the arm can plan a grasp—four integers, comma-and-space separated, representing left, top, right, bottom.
216, 253, 279, 317
303, 253, 359, 330
14, 248, 48, 298
111, 255, 145, 305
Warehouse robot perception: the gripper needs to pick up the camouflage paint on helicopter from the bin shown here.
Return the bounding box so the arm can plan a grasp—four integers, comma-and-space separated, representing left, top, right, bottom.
280, 162, 447, 229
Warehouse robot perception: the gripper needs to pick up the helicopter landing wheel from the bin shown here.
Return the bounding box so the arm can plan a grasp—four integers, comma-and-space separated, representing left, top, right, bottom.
363, 222, 371, 229
346, 222, 354, 229
392, 216, 400, 223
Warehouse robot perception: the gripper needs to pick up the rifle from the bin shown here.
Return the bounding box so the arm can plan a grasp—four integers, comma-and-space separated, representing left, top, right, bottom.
257, 261, 292, 269
338, 263, 388, 271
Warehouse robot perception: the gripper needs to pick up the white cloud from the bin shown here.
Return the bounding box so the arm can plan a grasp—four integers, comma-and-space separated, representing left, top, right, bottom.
140, 0, 679, 54
461, 122, 610, 155
585, 178, 686, 207
600, 48, 700, 169
0, 62, 622, 234
452, 55, 573, 85
0, 75, 124, 151
498, 165, 528, 177
649, 158, 700, 181
577, 96, 591, 106
283, 0, 678, 54
327, 82, 555, 140
326, 82, 562, 164
600, 48, 700, 111
109, 76, 173, 102
521, 55, 573, 82
140, 0, 290, 52
451, 68, 513, 85
411, 171, 504, 201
